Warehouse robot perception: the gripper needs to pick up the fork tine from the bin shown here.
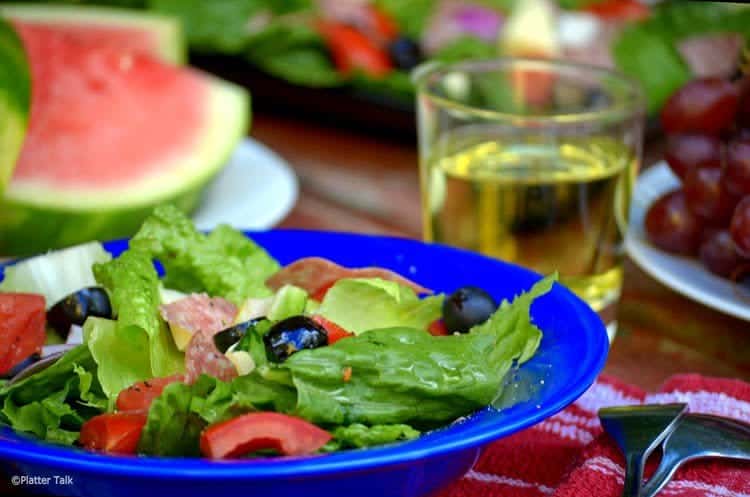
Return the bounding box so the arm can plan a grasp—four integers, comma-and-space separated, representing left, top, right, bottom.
598, 404, 687, 497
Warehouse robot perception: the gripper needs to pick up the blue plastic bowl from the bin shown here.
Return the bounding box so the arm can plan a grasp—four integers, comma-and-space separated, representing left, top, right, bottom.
0, 230, 608, 497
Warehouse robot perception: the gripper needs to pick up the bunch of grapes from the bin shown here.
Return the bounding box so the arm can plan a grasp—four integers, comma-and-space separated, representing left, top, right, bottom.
645, 77, 750, 280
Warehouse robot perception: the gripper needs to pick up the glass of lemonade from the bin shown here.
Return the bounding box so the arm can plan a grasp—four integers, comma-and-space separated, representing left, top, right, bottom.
414, 58, 644, 335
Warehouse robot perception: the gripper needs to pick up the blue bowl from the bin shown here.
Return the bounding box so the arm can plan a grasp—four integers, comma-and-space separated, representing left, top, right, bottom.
0, 230, 608, 497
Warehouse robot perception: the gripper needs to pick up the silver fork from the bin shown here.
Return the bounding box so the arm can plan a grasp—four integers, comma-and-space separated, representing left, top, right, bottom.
600, 405, 750, 497
599, 404, 688, 497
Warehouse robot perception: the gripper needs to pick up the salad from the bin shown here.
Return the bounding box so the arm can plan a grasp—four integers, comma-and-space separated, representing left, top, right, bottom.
0, 205, 553, 458
15, 0, 750, 114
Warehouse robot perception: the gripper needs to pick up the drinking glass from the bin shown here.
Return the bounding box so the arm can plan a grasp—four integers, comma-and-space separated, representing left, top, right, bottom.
413, 58, 645, 336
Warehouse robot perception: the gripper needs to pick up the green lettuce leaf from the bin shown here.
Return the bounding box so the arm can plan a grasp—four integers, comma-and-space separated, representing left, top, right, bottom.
148, 0, 312, 54
237, 275, 554, 428
93, 249, 184, 391
82, 318, 152, 401
324, 423, 420, 451
470, 274, 552, 364
0, 345, 95, 405
129, 205, 280, 302
374, 0, 434, 39
138, 380, 208, 456
317, 278, 443, 334
433, 36, 497, 63
0, 345, 106, 445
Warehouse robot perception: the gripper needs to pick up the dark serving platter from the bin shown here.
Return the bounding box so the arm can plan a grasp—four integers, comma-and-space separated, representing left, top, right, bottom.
192, 55, 418, 141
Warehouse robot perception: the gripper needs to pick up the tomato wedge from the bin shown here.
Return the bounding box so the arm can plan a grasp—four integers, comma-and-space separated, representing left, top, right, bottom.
79, 413, 147, 455
0, 293, 46, 375
200, 412, 332, 459
115, 374, 184, 413
311, 281, 335, 302
311, 315, 354, 344
428, 320, 449, 337
363, 5, 399, 44
317, 21, 392, 77
584, 0, 650, 21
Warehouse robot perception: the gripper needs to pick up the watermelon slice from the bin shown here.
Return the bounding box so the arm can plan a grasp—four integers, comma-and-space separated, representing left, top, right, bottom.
0, 17, 30, 198
0, 3, 185, 64
0, 20, 249, 256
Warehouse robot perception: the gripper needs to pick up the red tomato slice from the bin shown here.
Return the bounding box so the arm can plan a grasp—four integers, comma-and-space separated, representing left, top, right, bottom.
311, 281, 335, 302
427, 320, 449, 337
0, 293, 46, 375
311, 315, 354, 344
317, 21, 392, 77
364, 5, 399, 43
200, 412, 332, 459
115, 374, 184, 413
584, 0, 650, 21
79, 413, 147, 455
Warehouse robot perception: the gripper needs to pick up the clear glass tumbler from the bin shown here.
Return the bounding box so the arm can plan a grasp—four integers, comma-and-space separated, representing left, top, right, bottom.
414, 58, 645, 336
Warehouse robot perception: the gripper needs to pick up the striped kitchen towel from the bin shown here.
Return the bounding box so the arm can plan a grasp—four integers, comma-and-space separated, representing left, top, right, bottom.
439, 374, 750, 497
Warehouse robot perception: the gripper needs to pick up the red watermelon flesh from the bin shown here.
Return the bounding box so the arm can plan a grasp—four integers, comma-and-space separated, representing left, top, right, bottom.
12, 24, 207, 190
11, 20, 164, 57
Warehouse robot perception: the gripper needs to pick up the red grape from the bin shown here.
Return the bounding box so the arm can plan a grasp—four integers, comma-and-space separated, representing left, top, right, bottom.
725, 140, 750, 197
683, 166, 739, 224
737, 83, 750, 127
645, 189, 704, 255
664, 133, 722, 180
730, 196, 750, 257
661, 78, 739, 135
699, 230, 745, 277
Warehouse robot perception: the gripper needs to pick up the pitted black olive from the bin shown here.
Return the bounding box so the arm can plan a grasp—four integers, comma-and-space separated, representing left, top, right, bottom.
263, 316, 327, 362
387, 37, 422, 71
442, 286, 497, 334
47, 287, 112, 338
213, 317, 268, 353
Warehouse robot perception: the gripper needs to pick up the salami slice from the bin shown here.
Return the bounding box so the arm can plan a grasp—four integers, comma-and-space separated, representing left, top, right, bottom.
159, 294, 237, 336
266, 257, 432, 299
159, 294, 238, 383
185, 330, 238, 383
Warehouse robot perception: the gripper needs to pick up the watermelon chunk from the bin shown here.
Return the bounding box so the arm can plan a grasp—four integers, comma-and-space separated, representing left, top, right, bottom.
0, 3, 185, 64
0, 19, 249, 256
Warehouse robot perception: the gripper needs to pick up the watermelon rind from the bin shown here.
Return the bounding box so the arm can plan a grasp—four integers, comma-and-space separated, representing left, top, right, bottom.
0, 3, 185, 65
0, 78, 250, 256
0, 16, 30, 198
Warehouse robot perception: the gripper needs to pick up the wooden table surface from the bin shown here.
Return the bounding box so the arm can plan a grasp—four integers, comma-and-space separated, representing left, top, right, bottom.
3, 110, 749, 497
253, 111, 750, 391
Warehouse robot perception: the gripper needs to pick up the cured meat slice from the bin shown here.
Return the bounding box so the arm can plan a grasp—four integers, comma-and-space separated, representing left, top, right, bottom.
266, 257, 432, 299
160, 294, 238, 383
159, 294, 237, 336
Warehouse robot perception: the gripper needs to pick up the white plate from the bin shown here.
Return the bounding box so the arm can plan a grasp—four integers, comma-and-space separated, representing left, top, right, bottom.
625, 161, 750, 321
192, 138, 298, 231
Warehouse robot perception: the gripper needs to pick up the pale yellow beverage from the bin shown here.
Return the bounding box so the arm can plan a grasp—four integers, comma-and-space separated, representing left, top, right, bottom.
414, 59, 644, 331
422, 137, 636, 312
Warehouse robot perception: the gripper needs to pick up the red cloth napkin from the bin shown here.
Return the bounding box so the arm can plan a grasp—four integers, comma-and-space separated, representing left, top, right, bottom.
439, 374, 750, 497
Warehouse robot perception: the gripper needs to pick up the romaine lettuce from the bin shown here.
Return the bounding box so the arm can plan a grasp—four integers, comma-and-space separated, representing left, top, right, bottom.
129, 205, 280, 302
324, 423, 420, 451
93, 249, 184, 390
317, 278, 443, 334
0, 345, 106, 445
245, 275, 553, 428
